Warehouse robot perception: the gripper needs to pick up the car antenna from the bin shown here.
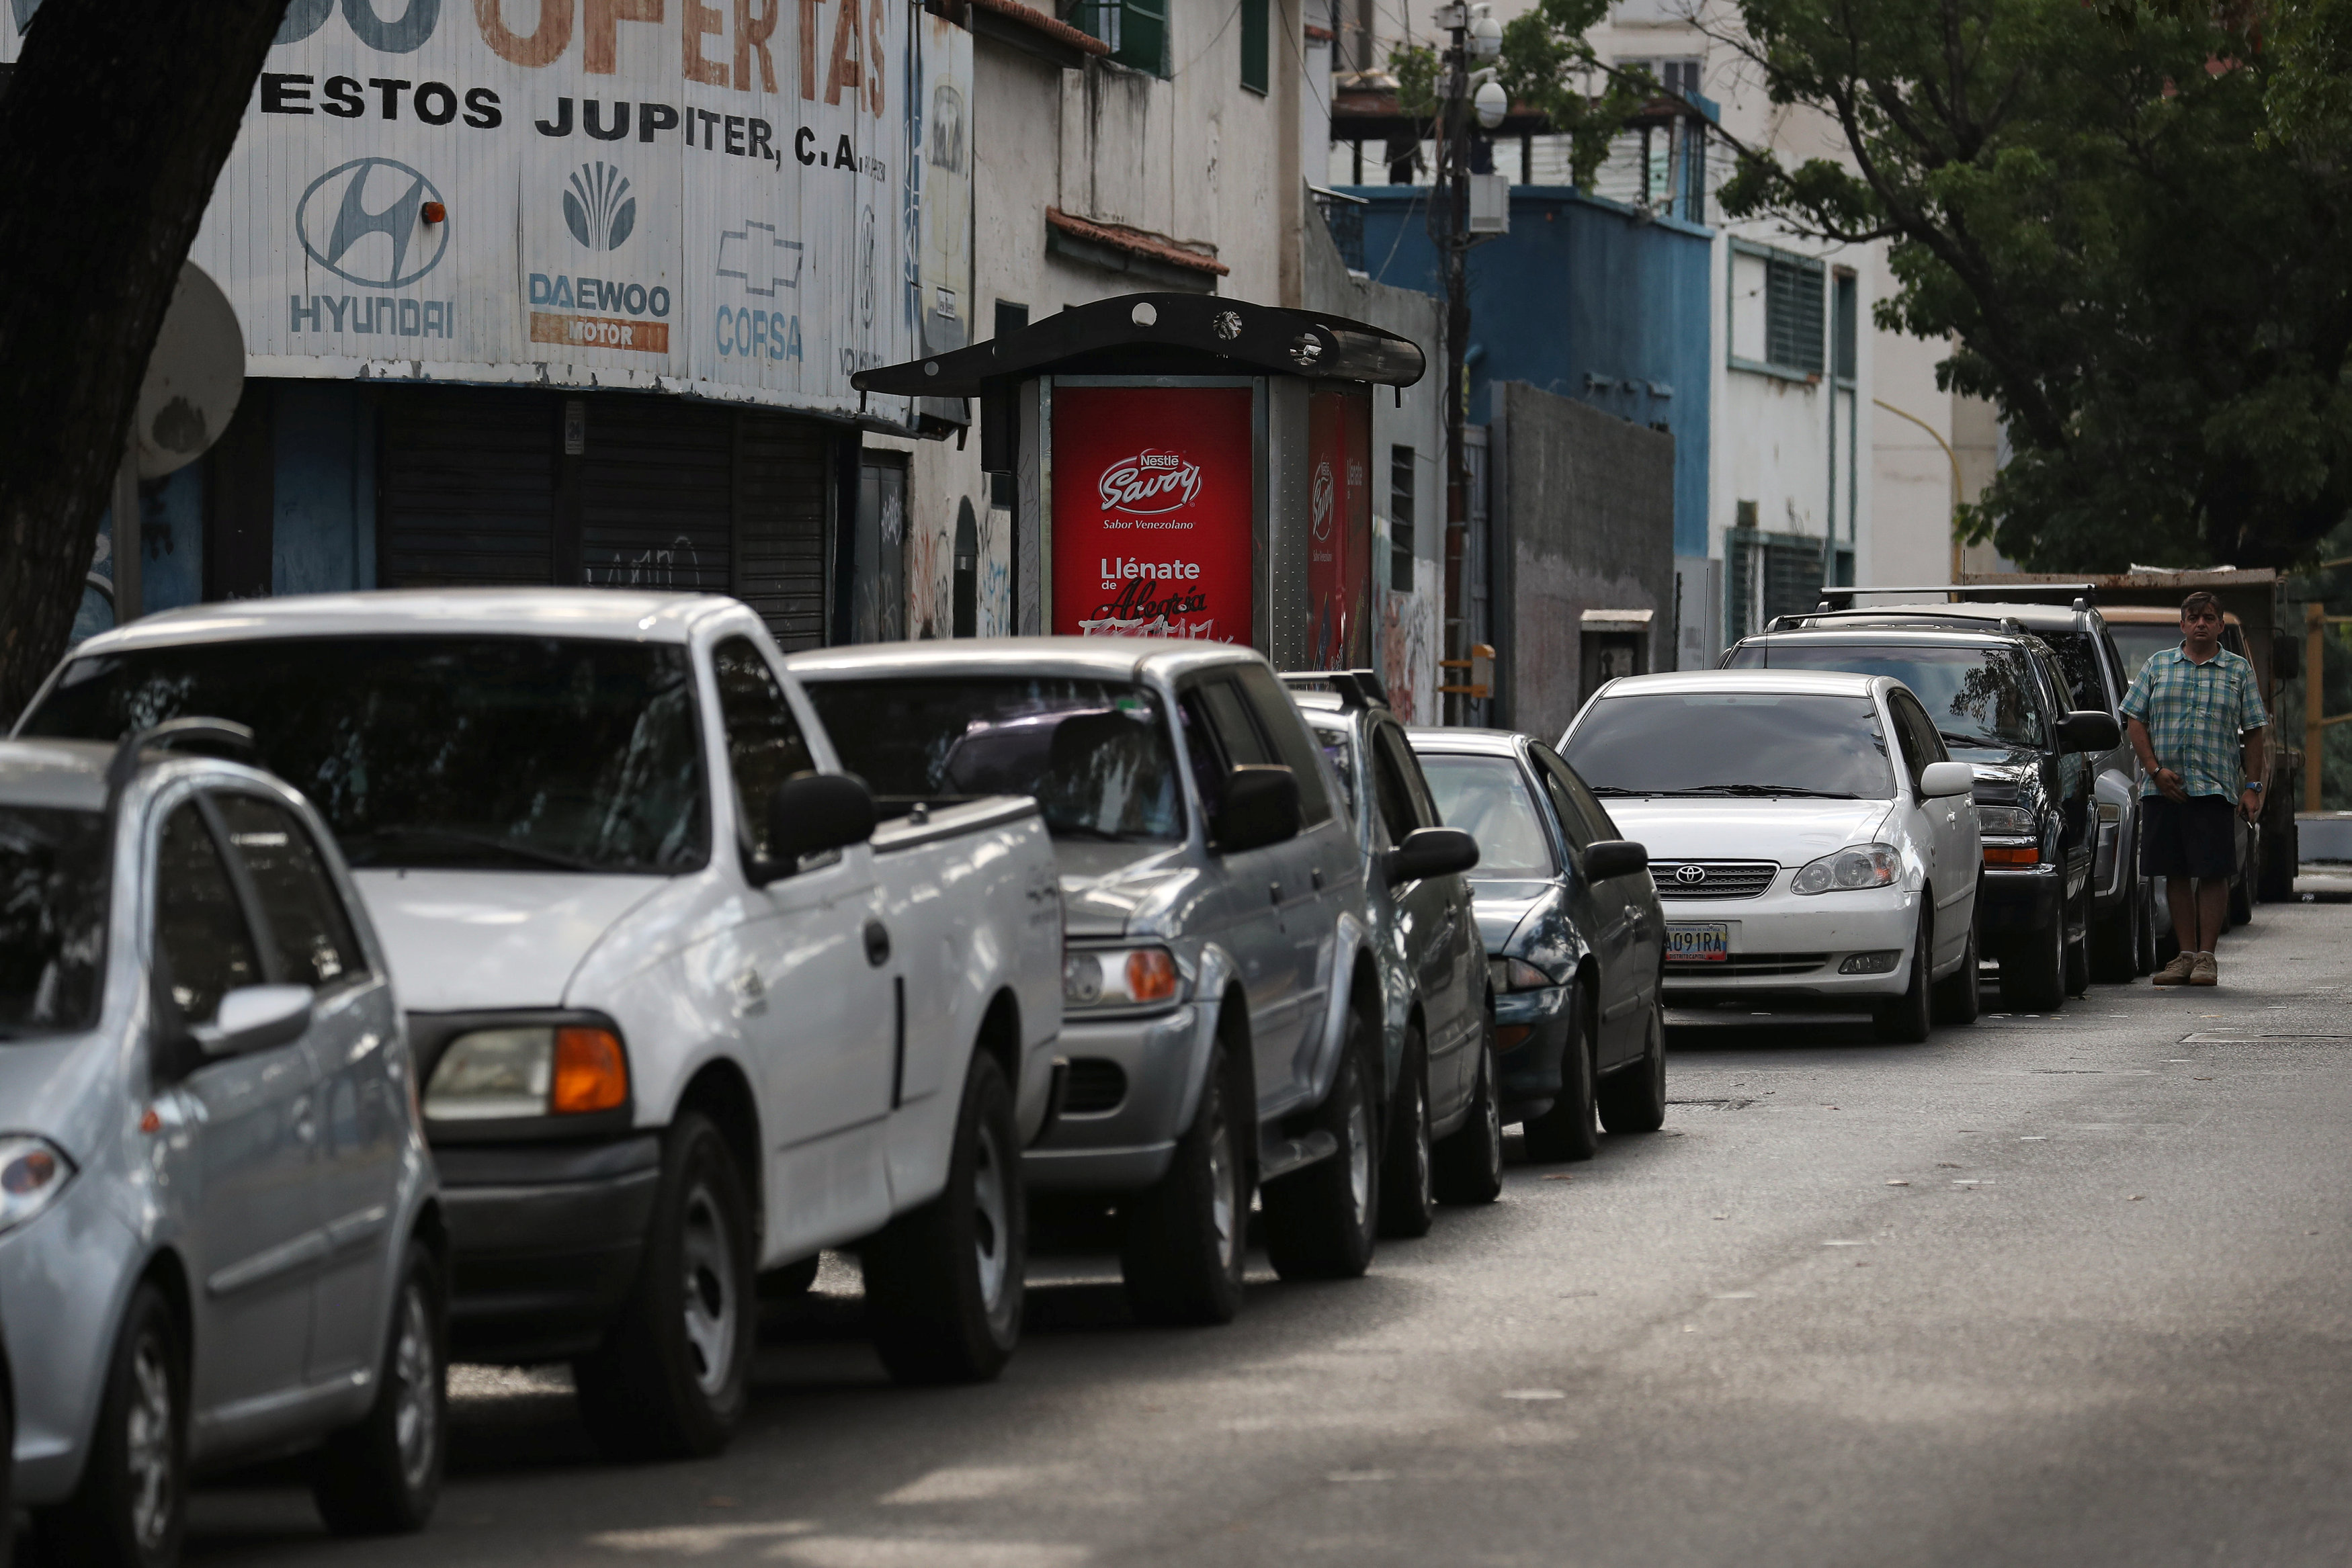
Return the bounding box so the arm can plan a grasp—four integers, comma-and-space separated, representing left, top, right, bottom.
106, 717, 257, 799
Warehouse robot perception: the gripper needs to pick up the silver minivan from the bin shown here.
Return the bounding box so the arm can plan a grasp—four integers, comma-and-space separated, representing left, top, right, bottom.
0, 723, 443, 1567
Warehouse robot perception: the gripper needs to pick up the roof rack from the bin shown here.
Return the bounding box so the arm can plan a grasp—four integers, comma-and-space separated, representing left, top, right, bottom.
1812, 583, 2098, 608
106, 717, 257, 797
1761, 612, 2029, 637
1278, 668, 1390, 709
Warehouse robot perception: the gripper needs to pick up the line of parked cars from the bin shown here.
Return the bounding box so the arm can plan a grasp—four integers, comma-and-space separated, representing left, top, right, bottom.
0, 583, 2196, 1566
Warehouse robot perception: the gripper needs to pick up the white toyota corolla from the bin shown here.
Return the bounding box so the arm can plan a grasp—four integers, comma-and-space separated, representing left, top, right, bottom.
1556, 670, 1983, 1041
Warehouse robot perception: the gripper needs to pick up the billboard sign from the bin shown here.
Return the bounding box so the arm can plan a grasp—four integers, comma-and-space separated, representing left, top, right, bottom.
1051, 385, 1255, 641
1305, 386, 1372, 668
0, 0, 974, 427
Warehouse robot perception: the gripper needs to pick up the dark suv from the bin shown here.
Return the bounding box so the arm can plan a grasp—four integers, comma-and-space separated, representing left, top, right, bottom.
1723, 625, 2122, 1010
1786, 590, 2152, 980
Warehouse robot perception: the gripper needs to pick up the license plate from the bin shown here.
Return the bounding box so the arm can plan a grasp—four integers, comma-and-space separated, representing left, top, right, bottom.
1665, 922, 1732, 963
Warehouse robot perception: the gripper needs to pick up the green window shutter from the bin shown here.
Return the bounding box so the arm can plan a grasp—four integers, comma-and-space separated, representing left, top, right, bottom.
1072, 0, 1165, 74
1763, 255, 1825, 375
1240, 0, 1268, 93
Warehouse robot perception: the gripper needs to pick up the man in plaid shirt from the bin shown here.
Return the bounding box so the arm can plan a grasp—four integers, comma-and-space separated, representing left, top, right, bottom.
2120, 591, 2269, 987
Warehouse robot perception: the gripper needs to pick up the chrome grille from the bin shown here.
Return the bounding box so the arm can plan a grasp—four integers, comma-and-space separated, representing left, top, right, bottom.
1648, 860, 1778, 900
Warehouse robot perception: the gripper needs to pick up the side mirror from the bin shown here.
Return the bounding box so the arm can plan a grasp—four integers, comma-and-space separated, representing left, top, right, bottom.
194, 984, 316, 1057
2058, 709, 2122, 753
1919, 760, 1976, 799
756, 772, 877, 885
1583, 838, 1648, 881
1213, 765, 1301, 854
1384, 826, 1480, 883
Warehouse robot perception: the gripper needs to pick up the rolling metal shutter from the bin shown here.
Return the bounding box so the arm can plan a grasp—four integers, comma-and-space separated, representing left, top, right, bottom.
379, 388, 557, 586
735, 414, 832, 649
579, 398, 733, 594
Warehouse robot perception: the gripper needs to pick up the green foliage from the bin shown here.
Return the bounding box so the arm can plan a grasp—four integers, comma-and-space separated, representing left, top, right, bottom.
1389, 0, 1648, 190
1721, 0, 2352, 571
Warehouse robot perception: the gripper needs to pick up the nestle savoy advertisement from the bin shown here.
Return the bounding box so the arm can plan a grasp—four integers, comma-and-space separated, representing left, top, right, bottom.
0, 0, 973, 423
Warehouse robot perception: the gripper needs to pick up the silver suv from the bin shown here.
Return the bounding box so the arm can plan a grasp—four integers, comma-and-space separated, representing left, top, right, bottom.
0, 723, 442, 1566
790, 639, 1384, 1325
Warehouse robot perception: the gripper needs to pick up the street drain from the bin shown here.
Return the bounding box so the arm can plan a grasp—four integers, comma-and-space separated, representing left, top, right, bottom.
1667, 1097, 1757, 1110
2178, 1032, 2351, 1045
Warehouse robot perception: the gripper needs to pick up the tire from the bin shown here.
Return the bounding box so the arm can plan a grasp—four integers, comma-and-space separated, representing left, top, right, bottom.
2089, 876, 2138, 984
1520, 984, 1599, 1162
1120, 1039, 1249, 1326
1931, 917, 1981, 1026
34, 1282, 185, 1568
1874, 905, 1934, 1044
573, 1111, 755, 1459
2064, 891, 2091, 996
313, 1242, 446, 1536
1376, 1029, 1436, 1239
1999, 902, 2067, 1012
865, 1053, 1026, 1383
1598, 999, 1668, 1133
1432, 1014, 1503, 1204
2135, 875, 2158, 975
1262, 1007, 1380, 1281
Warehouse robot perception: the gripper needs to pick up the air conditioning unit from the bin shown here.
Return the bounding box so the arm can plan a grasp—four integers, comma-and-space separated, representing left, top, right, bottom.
1467, 173, 1511, 234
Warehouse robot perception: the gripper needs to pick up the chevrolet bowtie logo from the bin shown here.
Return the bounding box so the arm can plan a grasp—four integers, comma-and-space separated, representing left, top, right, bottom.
296, 158, 448, 289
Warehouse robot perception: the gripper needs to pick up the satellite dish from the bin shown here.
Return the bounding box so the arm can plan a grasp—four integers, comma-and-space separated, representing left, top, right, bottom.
135, 262, 245, 479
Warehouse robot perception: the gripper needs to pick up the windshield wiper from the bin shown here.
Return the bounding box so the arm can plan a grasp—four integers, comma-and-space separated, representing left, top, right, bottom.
1051, 823, 1147, 843
1657, 784, 1865, 799
1585, 785, 1646, 797
343, 824, 602, 871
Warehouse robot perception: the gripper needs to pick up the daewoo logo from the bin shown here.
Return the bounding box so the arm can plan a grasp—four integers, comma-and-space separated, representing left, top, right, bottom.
1098, 451, 1202, 514
296, 158, 448, 289
564, 161, 638, 252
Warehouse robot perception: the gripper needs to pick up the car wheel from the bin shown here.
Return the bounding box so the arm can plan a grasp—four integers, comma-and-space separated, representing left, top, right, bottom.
2135, 875, 2158, 975
1432, 1012, 1504, 1203
35, 1282, 184, 1568
1598, 999, 1668, 1133
314, 1241, 446, 1536
2257, 818, 2298, 902
1376, 1028, 1436, 1238
865, 1052, 1026, 1383
2089, 874, 2138, 984
1520, 984, 1599, 1162
1121, 1038, 1249, 1325
1999, 901, 2068, 1012
1931, 917, 1981, 1026
2064, 892, 2091, 996
1263, 1006, 1380, 1281
574, 1111, 755, 1458
1874, 906, 1935, 1044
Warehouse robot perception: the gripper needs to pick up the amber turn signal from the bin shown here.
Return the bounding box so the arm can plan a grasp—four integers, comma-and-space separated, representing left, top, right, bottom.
1982, 845, 2041, 867
1126, 949, 1180, 1004
552, 1027, 629, 1113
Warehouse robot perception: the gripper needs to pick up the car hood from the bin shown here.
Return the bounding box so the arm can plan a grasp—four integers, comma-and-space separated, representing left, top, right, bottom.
1054, 840, 1204, 940
0, 1032, 113, 1162
352, 870, 668, 1011
1466, 877, 1558, 953
1600, 799, 1895, 865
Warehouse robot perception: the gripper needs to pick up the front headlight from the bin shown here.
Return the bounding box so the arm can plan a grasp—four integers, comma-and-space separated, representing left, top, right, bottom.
1791, 843, 1901, 895
1063, 947, 1183, 1010
1488, 955, 1560, 994
1976, 805, 2039, 837
423, 1026, 630, 1121
0, 1135, 75, 1236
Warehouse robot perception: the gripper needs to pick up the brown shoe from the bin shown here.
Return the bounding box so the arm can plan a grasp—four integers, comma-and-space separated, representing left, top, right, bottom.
2190, 951, 2218, 986
2152, 952, 2196, 986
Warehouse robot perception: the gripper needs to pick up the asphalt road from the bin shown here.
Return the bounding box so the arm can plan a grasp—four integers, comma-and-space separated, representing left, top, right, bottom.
172, 902, 2351, 1568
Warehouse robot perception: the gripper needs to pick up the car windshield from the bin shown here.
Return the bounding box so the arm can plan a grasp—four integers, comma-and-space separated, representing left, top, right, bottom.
1562, 693, 1896, 799
1726, 643, 2046, 755
0, 805, 110, 1039
805, 677, 1185, 842
22, 638, 708, 873
1417, 754, 1555, 877
2109, 623, 2184, 679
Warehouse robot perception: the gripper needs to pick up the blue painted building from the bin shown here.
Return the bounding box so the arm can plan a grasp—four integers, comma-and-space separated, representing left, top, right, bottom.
1343, 184, 1714, 560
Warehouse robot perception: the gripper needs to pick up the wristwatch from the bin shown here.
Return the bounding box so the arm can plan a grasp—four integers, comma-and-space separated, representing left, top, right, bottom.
2248, 781, 2265, 793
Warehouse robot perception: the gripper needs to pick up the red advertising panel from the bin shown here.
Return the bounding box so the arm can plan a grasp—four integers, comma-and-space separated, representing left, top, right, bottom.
1306, 387, 1374, 668
1052, 386, 1255, 642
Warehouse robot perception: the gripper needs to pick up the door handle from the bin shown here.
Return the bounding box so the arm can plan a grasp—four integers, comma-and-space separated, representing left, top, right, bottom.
863, 919, 890, 967
1269, 881, 1284, 907
1311, 867, 1325, 891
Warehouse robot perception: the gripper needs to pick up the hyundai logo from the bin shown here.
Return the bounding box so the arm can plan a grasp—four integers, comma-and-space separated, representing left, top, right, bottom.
1673, 864, 1708, 886
296, 158, 448, 290
564, 161, 638, 253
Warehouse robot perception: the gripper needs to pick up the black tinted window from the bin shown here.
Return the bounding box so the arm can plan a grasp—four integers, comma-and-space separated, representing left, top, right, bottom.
214, 794, 365, 991
26, 638, 708, 874
1724, 643, 2046, 754
1419, 754, 1556, 877
1537, 746, 1621, 844
1367, 731, 1420, 846
1564, 693, 1897, 799
2042, 631, 2108, 711
157, 803, 260, 1024
713, 639, 816, 860
1374, 726, 1438, 831
0, 805, 109, 1037
1233, 665, 1333, 826
807, 677, 1184, 842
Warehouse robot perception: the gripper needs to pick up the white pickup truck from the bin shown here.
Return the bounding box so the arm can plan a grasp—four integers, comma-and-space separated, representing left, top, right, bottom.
17, 590, 1064, 1458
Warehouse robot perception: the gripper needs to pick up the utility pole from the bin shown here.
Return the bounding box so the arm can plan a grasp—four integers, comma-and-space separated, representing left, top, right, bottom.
1431, 3, 1501, 724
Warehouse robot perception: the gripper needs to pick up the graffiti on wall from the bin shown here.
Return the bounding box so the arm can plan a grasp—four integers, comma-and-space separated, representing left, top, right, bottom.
1380, 560, 1438, 724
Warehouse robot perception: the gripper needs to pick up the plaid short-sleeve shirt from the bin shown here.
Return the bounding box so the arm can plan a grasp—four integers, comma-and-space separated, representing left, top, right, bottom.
2119, 646, 2267, 799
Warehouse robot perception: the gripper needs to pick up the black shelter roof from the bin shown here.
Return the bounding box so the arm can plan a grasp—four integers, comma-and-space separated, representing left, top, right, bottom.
851, 293, 1427, 398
